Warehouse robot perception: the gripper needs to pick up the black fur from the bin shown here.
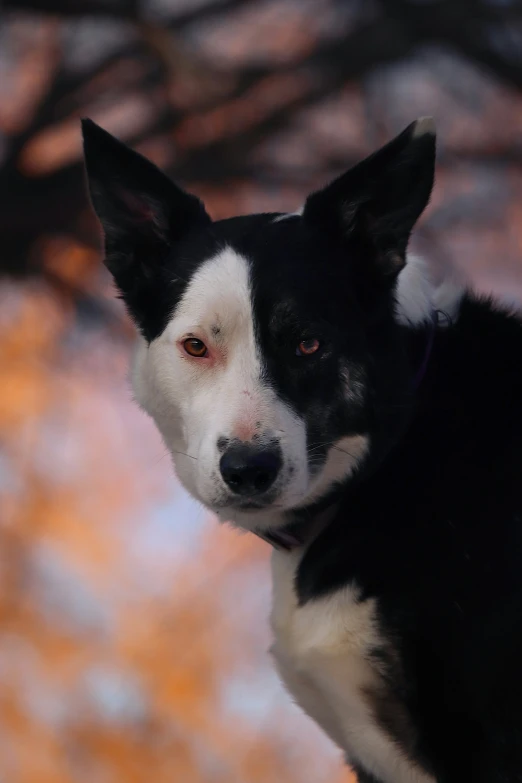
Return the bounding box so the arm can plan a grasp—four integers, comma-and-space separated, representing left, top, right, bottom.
304, 118, 436, 278
297, 297, 522, 782
83, 118, 522, 781
81, 118, 211, 341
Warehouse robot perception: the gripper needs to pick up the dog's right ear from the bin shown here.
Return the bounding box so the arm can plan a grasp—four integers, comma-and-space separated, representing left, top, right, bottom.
81, 119, 211, 331
302, 118, 435, 283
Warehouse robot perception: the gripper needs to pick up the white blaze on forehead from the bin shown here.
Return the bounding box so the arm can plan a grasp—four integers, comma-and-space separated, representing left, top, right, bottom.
164, 245, 264, 440
167, 245, 255, 347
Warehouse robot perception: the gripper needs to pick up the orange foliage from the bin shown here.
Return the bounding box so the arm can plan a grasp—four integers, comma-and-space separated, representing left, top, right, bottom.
0, 283, 354, 781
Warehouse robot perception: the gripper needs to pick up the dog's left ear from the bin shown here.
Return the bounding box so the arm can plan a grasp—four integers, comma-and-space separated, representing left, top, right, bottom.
81, 119, 212, 340
81, 118, 210, 278
303, 118, 436, 279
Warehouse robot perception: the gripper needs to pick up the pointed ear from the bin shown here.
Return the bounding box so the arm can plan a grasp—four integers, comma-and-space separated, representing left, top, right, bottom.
81, 119, 211, 330
303, 117, 436, 279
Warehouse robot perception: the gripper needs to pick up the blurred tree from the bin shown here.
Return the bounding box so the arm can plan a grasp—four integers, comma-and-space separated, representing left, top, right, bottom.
1, 0, 522, 302
0, 284, 355, 781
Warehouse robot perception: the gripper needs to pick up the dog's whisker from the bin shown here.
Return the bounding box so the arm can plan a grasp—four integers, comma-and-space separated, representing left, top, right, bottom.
331, 446, 358, 458
171, 449, 198, 460
151, 451, 171, 467
307, 440, 358, 456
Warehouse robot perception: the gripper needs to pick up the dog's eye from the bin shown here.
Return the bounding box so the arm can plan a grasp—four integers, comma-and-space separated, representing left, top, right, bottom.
183, 338, 208, 358
296, 338, 320, 357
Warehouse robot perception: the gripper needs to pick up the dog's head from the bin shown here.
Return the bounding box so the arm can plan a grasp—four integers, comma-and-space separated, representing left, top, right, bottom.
82, 118, 436, 534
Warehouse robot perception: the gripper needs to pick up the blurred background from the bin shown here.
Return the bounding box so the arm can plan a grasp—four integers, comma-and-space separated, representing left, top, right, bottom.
1, 1, 522, 781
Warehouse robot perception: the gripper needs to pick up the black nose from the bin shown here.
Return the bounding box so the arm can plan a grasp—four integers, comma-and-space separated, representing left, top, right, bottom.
219, 444, 282, 496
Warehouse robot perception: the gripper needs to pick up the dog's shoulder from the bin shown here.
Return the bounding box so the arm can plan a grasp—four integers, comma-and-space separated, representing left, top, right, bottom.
270, 548, 436, 782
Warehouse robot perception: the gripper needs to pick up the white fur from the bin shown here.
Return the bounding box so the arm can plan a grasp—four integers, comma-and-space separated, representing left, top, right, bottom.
270, 549, 436, 783
272, 207, 303, 223
411, 116, 435, 139
131, 247, 366, 533
432, 276, 466, 324
395, 255, 464, 327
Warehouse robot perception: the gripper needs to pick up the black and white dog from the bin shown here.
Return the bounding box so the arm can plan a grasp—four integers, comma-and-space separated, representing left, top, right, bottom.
82, 117, 522, 782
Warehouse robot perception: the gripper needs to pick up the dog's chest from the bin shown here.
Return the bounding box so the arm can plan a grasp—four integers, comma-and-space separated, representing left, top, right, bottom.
269, 549, 435, 783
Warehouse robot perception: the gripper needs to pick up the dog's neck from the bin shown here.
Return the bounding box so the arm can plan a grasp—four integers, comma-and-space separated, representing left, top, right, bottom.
255, 501, 340, 552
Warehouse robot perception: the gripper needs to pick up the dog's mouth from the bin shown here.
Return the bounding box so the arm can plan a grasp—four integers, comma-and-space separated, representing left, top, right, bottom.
221, 488, 283, 512
212, 493, 282, 514
232, 493, 284, 511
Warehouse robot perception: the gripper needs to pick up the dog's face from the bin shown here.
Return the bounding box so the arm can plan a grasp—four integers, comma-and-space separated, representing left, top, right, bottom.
82, 118, 435, 533
130, 225, 373, 530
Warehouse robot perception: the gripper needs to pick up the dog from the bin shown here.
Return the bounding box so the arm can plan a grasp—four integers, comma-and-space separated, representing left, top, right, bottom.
82, 116, 522, 782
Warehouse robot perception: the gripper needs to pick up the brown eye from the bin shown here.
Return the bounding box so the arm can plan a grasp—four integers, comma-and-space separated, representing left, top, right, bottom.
296, 338, 320, 356
183, 338, 208, 357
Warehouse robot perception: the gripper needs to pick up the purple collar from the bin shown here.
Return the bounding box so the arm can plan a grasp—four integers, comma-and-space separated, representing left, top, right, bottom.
255, 313, 438, 552
256, 529, 303, 550
255, 504, 339, 552
413, 311, 438, 389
